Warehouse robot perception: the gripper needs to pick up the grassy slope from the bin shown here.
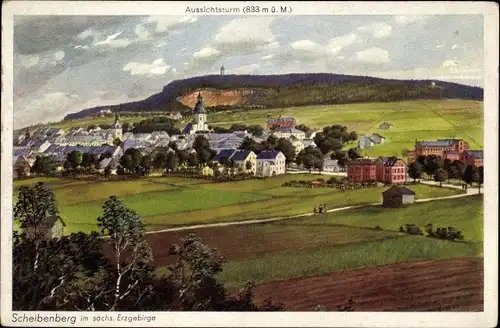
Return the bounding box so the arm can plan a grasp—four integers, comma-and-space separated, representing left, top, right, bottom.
215, 196, 483, 287
13, 176, 463, 234
208, 99, 483, 157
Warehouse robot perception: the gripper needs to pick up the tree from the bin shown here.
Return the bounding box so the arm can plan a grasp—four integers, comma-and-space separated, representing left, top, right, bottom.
13, 231, 110, 311
318, 139, 333, 154
176, 149, 190, 165
153, 152, 168, 169
246, 125, 264, 137
423, 155, 443, 178
193, 135, 210, 152
168, 141, 179, 152
66, 151, 83, 171
197, 148, 213, 165
14, 182, 59, 241
331, 150, 348, 167
188, 152, 199, 167
245, 160, 253, 171
113, 138, 122, 147
434, 168, 448, 187
166, 152, 179, 172
81, 152, 92, 169
120, 148, 142, 174
452, 160, 466, 180
275, 138, 295, 163
463, 165, 479, 187
97, 196, 153, 311
408, 162, 424, 182
347, 147, 362, 160
478, 166, 484, 194
294, 124, 310, 133
104, 166, 112, 177
122, 122, 131, 132
87, 124, 98, 132
32, 156, 55, 175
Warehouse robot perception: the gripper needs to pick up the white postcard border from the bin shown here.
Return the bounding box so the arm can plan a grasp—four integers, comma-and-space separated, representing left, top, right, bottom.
1, 2, 498, 327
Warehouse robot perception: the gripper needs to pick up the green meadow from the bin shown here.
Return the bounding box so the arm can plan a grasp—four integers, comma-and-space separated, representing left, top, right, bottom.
209, 99, 483, 157
13, 175, 463, 234
213, 196, 484, 287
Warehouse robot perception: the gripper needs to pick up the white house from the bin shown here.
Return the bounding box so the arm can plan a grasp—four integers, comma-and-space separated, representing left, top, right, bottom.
358, 135, 374, 149
290, 136, 305, 155
256, 150, 286, 177
271, 127, 306, 140
322, 159, 345, 173
370, 133, 386, 145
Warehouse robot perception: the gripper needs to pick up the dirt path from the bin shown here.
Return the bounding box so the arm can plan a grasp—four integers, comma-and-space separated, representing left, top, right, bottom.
144, 191, 476, 235
252, 257, 484, 311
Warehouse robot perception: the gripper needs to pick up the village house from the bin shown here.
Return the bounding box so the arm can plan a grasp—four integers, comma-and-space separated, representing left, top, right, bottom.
290, 136, 305, 155
271, 127, 306, 140
407, 138, 469, 163
266, 116, 296, 129
19, 138, 52, 153
347, 156, 407, 184
122, 139, 152, 153
379, 122, 393, 130
13, 156, 32, 179
322, 159, 345, 173
302, 139, 317, 148
256, 150, 286, 177
358, 135, 374, 149
168, 112, 183, 120
382, 186, 416, 208
229, 150, 257, 174
22, 215, 66, 240
370, 133, 386, 145
460, 150, 484, 167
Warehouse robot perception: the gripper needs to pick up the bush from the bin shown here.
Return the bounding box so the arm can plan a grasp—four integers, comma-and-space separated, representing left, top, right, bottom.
374, 225, 382, 230
402, 224, 424, 235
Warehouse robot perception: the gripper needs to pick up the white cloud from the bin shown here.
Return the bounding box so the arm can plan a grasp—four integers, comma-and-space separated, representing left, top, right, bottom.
357, 22, 393, 39
291, 40, 319, 51
451, 44, 459, 50
262, 54, 274, 60
54, 51, 65, 61
122, 58, 171, 76
354, 47, 390, 64
214, 17, 276, 46
94, 31, 132, 48
20, 54, 40, 68
327, 33, 359, 54
154, 41, 167, 48
394, 15, 429, 25
193, 47, 220, 59
77, 29, 99, 40
436, 44, 446, 49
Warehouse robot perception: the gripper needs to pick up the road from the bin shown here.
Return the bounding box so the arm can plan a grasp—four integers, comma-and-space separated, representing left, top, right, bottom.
144, 184, 480, 235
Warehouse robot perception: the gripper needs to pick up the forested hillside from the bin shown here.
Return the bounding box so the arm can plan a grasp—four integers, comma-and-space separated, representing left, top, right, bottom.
64, 73, 483, 120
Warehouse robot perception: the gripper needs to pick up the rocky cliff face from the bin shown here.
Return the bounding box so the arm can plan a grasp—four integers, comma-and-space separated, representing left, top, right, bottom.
177, 88, 265, 107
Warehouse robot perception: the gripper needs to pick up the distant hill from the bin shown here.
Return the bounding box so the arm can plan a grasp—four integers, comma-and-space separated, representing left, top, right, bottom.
64, 73, 484, 121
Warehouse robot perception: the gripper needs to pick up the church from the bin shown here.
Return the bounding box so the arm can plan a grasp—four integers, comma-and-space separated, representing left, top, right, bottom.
182, 92, 210, 135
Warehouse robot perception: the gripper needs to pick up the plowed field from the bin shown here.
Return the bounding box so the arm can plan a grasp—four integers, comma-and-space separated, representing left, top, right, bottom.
252, 257, 483, 311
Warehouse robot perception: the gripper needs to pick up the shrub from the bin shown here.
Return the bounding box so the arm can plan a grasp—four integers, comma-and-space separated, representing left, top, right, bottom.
403, 224, 424, 235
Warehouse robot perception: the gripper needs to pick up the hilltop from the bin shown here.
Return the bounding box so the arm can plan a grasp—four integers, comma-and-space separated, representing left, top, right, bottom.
63, 73, 483, 121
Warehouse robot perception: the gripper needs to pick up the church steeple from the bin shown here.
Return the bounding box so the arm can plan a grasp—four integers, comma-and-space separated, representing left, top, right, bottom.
113, 112, 121, 128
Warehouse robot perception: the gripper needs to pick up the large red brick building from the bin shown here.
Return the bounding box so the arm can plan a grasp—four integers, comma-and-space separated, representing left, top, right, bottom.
407, 138, 483, 167
347, 157, 407, 184
460, 150, 484, 167
266, 116, 297, 129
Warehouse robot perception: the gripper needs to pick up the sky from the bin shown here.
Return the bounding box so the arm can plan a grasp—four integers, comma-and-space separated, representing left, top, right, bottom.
13, 14, 483, 128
